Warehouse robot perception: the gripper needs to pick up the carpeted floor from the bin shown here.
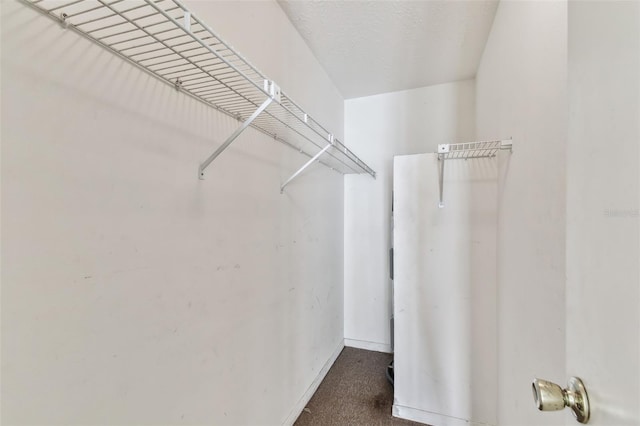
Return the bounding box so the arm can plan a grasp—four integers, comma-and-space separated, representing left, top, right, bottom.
294, 347, 423, 426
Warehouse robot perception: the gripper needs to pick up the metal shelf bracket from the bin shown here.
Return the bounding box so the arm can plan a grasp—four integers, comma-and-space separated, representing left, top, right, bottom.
198, 86, 278, 179
280, 134, 335, 193
437, 138, 513, 208
438, 150, 446, 209
264, 80, 282, 103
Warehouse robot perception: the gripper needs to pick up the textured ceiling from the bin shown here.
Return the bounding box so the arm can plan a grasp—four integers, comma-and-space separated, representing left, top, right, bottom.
278, 0, 499, 99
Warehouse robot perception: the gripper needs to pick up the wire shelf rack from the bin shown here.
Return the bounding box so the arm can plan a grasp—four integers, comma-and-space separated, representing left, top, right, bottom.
437, 140, 509, 160
20, 0, 376, 189
436, 139, 512, 208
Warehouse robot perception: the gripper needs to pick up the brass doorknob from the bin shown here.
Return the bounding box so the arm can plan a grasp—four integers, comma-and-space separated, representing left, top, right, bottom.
532, 377, 590, 423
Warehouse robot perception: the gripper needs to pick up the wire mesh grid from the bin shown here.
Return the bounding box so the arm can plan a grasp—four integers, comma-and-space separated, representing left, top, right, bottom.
439, 140, 504, 160
23, 0, 375, 177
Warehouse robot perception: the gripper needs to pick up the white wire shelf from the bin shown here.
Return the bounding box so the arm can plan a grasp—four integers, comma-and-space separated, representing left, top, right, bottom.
20, 0, 376, 190
437, 140, 511, 160
436, 139, 512, 208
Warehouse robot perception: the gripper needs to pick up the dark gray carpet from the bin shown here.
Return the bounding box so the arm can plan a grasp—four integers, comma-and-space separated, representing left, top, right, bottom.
294, 347, 423, 426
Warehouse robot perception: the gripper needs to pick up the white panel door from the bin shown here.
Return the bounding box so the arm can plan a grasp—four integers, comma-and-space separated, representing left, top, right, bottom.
565, 1, 639, 425
392, 153, 498, 426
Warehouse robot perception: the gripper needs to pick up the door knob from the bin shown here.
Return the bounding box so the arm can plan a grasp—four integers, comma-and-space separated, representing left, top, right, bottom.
532, 377, 590, 423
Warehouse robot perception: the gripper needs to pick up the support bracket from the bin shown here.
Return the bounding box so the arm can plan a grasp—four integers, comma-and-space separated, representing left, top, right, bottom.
437, 152, 446, 209
280, 139, 334, 193
198, 80, 280, 179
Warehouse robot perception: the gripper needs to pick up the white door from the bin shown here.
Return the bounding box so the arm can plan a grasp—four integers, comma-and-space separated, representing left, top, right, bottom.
566, 2, 639, 425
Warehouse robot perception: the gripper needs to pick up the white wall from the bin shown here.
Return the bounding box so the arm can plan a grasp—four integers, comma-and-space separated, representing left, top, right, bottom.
566, 2, 639, 425
344, 80, 476, 351
392, 153, 498, 426
1, 1, 346, 424
476, 1, 567, 425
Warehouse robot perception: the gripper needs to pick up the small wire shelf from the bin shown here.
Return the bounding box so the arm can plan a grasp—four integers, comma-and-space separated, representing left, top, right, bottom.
20, 0, 376, 189
436, 139, 512, 208
437, 140, 509, 160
